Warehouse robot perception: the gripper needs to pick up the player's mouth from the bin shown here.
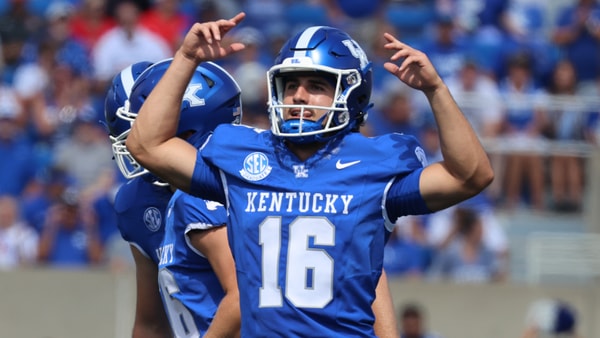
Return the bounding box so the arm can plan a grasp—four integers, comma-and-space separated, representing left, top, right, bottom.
289, 108, 313, 119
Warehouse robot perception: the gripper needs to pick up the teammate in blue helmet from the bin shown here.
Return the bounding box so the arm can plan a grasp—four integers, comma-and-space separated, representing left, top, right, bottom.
105, 59, 242, 337
105, 60, 172, 338
105, 61, 154, 182
126, 13, 493, 337
111, 58, 242, 181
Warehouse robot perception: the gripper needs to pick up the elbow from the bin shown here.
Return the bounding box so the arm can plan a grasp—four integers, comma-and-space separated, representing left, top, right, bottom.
125, 134, 146, 165
467, 163, 495, 195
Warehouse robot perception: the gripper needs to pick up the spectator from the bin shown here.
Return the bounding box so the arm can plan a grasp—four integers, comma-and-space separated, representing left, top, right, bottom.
52, 111, 115, 194
399, 302, 444, 338
139, 0, 191, 53
365, 77, 421, 137
91, 0, 171, 91
446, 60, 503, 138
34, 0, 91, 74
0, 0, 42, 84
419, 13, 469, 81
445, 60, 504, 201
551, 0, 600, 87
0, 87, 36, 197
70, 0, 116, 52
227, 26, 270, 129
426, 195, 509, 274
500, 0, 559, 86
241, 0, 286, 34
365, 20, 400, 93
542, 59, 587, 212
428, 206, 506, 283
20, 168, 75, 233
383, 216, 433, 279
37, 189, 103, 267
14, 37, 95, 147
578, 74, 600, 145
0, 195, 39, 269
498, 52, 547, 210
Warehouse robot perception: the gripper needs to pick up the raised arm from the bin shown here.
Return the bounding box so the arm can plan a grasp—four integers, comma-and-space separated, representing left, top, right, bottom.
382, 33, 494, 211
126, 13, 246, 192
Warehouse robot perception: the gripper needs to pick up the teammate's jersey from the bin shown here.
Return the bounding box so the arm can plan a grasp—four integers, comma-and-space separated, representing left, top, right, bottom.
114, 176, 173, 264
157, 190, 228, 337
191, 124, 426, 337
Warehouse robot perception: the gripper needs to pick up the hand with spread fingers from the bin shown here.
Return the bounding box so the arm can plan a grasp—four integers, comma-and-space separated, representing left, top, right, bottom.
179, 12, 247, 64
382, 33, 443, 93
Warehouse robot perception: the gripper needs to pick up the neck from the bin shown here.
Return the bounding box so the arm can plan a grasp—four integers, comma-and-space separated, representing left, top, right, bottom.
285, 140, 325, 162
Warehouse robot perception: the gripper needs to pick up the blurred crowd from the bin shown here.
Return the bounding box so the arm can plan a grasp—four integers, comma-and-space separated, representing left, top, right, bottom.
0, 0, 599, 278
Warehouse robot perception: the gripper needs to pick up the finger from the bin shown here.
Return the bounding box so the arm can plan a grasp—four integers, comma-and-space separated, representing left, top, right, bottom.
397, 55, 420, 72
215, 16, 244, 41
388, 49, 411, 62
383, 32, 410, 48
210, 23, 223, 42
228, 42, 246, 54
383, 32, 398, 43
383, 62, 399, 75
230, 12, 246, 25
193, 23, 217, 44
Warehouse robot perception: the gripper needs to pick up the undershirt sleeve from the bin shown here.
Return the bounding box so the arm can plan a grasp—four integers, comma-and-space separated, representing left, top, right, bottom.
190, 151, 226, 204
385, 167, 431, 223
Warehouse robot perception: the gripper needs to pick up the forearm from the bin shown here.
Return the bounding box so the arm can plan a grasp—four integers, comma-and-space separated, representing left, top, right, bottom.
425, 84, 493, 189
126, 51, 198, 164
204, 291, 241, 338
373, 270, 399, 338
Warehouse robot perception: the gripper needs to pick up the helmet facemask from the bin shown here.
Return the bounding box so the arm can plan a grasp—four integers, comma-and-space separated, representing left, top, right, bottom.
268, 61, 363, 144
110, 100, 160, 182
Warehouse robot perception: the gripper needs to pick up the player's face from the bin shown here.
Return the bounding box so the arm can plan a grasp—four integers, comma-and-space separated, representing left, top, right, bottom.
281, 74, 335, 123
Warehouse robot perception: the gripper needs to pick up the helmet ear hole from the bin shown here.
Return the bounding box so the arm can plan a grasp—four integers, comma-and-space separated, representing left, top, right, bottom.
201, 73, 215, 88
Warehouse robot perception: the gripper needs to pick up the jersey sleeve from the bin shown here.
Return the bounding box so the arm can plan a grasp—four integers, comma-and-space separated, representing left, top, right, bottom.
171, 192, 227, 232
384, 133, 431, 223
190, 135, 226, 204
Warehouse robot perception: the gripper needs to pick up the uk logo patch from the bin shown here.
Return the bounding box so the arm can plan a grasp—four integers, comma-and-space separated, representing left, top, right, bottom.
415, 146, 428, 167
240, 152, 272, 181
205, 200, 222, 210
293, 164, 308, 178
143, 207, 162, 232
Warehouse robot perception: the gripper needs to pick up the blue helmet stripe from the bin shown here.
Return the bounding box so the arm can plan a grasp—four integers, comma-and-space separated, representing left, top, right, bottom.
292, 26, 325, 58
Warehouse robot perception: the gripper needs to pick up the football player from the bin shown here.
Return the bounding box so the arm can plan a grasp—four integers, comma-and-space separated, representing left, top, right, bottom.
127, 12, 493, 336
104, 59, 242, 337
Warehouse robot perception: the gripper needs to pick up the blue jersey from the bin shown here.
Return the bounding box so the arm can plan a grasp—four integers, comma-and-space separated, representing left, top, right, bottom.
114, 176, 173, 264
158, 190, 228, 337
190, 124, 427, 337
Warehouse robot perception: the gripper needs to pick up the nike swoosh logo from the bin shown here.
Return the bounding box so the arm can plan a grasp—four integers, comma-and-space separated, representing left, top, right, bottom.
336, 159, 361, 169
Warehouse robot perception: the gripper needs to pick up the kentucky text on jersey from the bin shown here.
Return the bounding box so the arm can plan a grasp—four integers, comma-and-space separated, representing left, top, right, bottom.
157, 243, 174, 265
244, 191, 354, 214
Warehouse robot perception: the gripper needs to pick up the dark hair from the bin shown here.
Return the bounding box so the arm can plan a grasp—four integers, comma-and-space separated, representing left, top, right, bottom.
400, 302, 423, 319
454, 207, 479, 235
506, 51, 532, 70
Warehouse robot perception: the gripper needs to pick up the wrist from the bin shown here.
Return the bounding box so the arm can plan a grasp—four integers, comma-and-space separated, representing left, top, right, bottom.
174, 49, 201, 68
423, 82, 448, 99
